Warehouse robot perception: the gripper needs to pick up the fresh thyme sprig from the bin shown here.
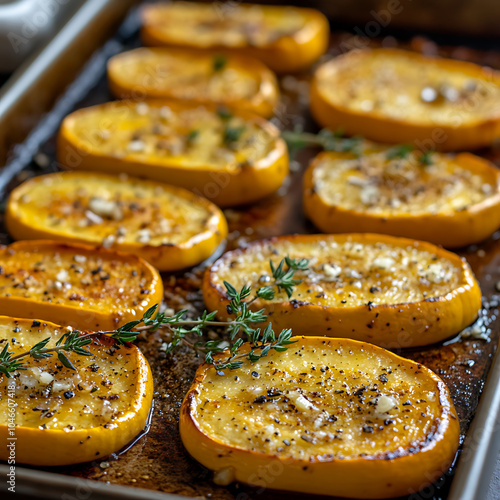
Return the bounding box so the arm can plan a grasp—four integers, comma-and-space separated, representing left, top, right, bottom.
162, 256, 309, 369
282, 129, 435, 167
0, 257, 309, 377
281, 128, 363, 158
1, 329, 108, 378
386, 144, 435, 166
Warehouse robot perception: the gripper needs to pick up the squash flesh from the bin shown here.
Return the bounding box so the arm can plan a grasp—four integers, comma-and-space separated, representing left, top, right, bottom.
6, 171, 228, 271
207, 236, 463, 307
142, 2, 306, 49
203, 234, 481, 347
11, 174, 211, 244
0, 241, 162, 330
3, 336, 134, 430
56, 100, 289, 207
304, 149, 500, 247
140, 2, 329, 73
107, 48, 278, 117
111, 49, 259, 99
64, 101, 276, 170
193, 343, 444, 458
310, 148, 499, 216
181, 337, 460, 498
310, 48, 500, 150
0, 317, 153, 465
315, 49, 500, 127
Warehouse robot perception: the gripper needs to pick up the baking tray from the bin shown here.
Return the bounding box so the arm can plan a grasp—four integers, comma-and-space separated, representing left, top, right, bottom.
0, 0, 84, 73
0, 1, 500, 499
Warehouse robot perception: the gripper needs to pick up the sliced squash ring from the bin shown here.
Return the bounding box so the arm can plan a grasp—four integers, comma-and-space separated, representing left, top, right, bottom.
180, 336, 460, 499
0, 240, 163, 331
56, 99, 289, 207
6, 171, 228, 271
141, 2, 329, 74
304, 147, 500, 248
203, 234, 481, 348
107, 47, 279, 118
0, 316, 153, 466
310, 48, 500, 151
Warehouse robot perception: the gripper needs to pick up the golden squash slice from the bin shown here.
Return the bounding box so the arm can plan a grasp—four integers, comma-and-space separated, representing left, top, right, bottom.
57, 100, 288, 207
0, 240, 163, 331
107, 47, 279, 118
310, 48, 500, 151
141, 2, 329, 74
203, 234, 481, 348
180, 336, 460, 499
0, 316, 153, 466
304, 146, 500, 247
6, 172, 228, 271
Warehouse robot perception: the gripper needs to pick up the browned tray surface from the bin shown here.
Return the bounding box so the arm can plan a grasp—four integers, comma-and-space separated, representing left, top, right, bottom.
2, 11, 500, 500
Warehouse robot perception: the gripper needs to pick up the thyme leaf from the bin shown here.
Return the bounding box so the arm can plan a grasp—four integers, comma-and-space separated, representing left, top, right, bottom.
419, 150, 434, 166
187, 129, 200, 145
213, 54, 228, 72
217, 106, 233, 121
224, 124, 246, 145
386, 144, 413, 160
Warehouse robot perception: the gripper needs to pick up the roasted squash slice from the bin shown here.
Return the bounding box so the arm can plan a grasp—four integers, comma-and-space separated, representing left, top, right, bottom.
304, 145, 500, 247
141, 2, 329, 74
310, 48, 500, 151
203, 234, 481, 348
107, 47, 279, 118
57, 100, 288, 207
0, 316, 153, 466
0, 240, 163, 331
6, 172, 227, 271
180, 336, 460, 499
